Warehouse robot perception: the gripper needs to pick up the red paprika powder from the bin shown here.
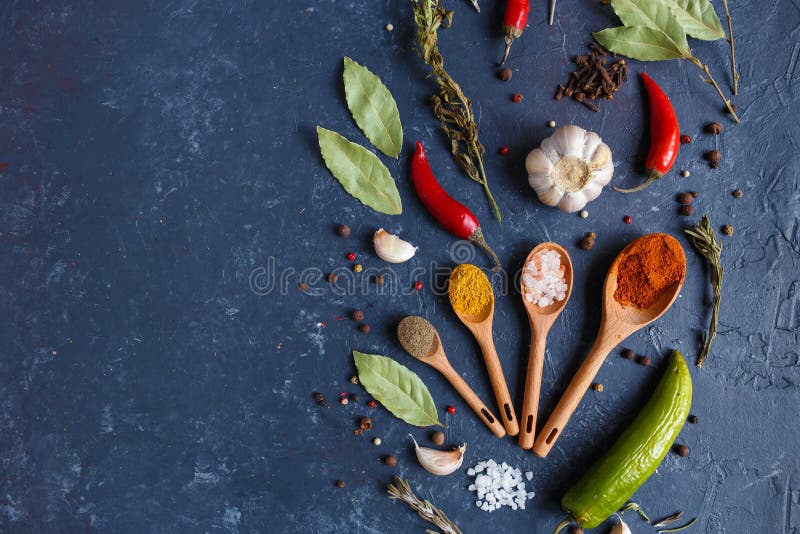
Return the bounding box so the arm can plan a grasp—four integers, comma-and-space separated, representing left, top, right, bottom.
614, 234, 685, 309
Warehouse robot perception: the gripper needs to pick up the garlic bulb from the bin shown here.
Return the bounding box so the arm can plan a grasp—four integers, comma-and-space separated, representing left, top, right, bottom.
526, 125, 614, 213
610, 518, 631, 534
409, 435, 465, 476
373, 228, 417, 263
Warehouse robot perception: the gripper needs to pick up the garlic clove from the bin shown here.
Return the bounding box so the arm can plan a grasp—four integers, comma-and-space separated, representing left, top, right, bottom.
550, 124, 585, 158
591, 164, 614, 187
610, 518, 631, 534
525, 148, 552, 176
581, 180, 604, 202
373, 229, 417, 263
558, 193, 587, 213
536, 185, 563, 207
409, 435, 466, 476
590, 143, 613, 170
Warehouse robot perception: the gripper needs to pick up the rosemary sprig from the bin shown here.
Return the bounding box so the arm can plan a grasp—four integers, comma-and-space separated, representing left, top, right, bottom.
387, 476, 462, 534
685, 214, 723, 368
411, 0, 502, 222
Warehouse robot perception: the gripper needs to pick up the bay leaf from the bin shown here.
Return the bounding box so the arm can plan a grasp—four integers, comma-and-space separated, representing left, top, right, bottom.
343, 57, 403, 159
608, 0, 691, 56
594, 26, 692, 61
665, 0, 724, 41
317, 126, 402, 215
353, 351, 442, 427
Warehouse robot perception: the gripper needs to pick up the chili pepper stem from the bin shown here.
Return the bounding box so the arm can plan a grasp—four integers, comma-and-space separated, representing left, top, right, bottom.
612, 172, 660, 194
548, 0, 556, 25
552, 517, 573, 534
690, 57, 740, 123
499, 38, 512, 65
469, 227, 502, 272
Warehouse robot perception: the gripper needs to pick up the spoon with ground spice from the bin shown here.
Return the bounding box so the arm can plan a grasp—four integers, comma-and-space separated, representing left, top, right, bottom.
518, 243, 573, 450
397, 316, 506, 438
532, 233, 686, 458
448, 264, 519, 436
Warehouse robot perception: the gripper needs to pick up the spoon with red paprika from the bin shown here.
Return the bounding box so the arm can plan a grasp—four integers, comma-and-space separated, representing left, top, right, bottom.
614, 72, 680, 193
411, 141, 502, 271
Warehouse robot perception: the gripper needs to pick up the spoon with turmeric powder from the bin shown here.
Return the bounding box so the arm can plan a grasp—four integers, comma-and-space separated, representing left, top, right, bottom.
449, 264, 519, 436
532, 233, 686, 458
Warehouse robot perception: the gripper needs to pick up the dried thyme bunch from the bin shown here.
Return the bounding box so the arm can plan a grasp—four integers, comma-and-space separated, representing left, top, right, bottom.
387, 476, 462, 534
411, 0, 501, 222
685, 214, 723, 368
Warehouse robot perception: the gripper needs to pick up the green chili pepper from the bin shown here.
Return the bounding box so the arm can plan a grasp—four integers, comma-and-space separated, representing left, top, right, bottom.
554, 350, 692, 532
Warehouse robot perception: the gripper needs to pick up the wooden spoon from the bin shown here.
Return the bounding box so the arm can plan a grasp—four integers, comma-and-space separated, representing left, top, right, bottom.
398, 316, 506, 438
449, 267, 519, 436
518, 243, 573, 450
532, 233, 686, 458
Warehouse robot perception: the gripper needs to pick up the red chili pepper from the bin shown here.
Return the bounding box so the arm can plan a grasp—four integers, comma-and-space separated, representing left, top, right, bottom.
411, 142, 502, 271
615, 72, 680, 193
499, 0, 530, 65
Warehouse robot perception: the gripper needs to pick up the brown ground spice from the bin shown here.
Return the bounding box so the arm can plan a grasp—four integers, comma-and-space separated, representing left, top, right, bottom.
613, 234, 685, 309
397, 316, 438, 359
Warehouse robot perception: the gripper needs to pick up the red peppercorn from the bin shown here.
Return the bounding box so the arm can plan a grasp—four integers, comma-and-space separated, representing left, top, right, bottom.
623, 215, 632, 224
512, 93, 523, 103
346, 252, 356, 262
679, 134, 692, 144
415, 280, 423, 291
367, 399, 377, 408
446, 405, 456, 415
498, 146, 509, 155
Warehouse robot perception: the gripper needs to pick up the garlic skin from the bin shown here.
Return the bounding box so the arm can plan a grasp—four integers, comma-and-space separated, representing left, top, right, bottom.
526, 125, 614, 213
373, 228, 417, 263
610, 518, 631, 534
410, 435, 465, 476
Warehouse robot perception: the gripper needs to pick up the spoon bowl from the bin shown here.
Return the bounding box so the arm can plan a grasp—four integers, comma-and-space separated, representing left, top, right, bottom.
532, 233, 685, 457
518, 242, 573, 450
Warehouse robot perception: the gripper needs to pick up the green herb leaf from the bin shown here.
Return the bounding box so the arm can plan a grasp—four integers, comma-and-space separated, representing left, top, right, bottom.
353, 351, 442, 427
317, 127, 402, 215
343, 57, 403, 159
666, 0, 725, 41
594, 26, 691, 61
604, 0, 691, 56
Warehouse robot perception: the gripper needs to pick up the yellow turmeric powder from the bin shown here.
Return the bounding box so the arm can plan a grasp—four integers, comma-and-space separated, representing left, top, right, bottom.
449, 264, 493, 317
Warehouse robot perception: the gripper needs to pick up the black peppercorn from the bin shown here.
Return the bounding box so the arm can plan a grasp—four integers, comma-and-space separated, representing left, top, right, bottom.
621, 348, 635, 360
679, 205, 695, 216
337, 224, 351, 238
359, 323, 371, 334
674, 444, 689, 457
688, 414, 699, 424
313, 391, 326, 406
498, 67, 513, 81
677, 192, 693, 205
352, 309, 364, 321
705, 122, 722, 134
579, 232, 596, 251
636, 355, 651, 366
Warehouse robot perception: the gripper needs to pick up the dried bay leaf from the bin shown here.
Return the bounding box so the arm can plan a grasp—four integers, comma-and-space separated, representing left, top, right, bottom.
594, 26, 691, 61
317, 126, 402, 215
665, 0, 724, 41
606, 0, 691, 56
343, 57, 403, 159
353, 351, 442, 427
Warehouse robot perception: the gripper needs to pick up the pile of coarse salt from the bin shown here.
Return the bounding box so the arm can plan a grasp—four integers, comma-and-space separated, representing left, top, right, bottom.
522, 249, 568, 307
466, 459, 535, 512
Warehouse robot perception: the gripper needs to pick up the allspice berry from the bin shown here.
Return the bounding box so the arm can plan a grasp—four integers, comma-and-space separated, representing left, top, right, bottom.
721, 224, 734, 236
579, 232, 596, 251
677, 192, 693, 205
359, 323, 371, 334
337, 224, 351, 238
705, 150, 721, 163
374, 274, 385, 285
431, 431, 445, 446
679, 205, 695, 216
359, 417, 373, 431
352, 309, 364, 321
705, 121, 723, 135
499, 67, 513, 81
621, 348, 635, 360
674, 444, 689, 457
384, 455, 397, 467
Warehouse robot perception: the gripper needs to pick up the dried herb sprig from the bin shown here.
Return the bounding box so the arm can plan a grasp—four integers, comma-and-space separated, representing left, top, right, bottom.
412, 0, 501, 221
685, 214, 723, 368
657, 517, 697, 533
387, 476, 462, 534
721, 0, 739, 95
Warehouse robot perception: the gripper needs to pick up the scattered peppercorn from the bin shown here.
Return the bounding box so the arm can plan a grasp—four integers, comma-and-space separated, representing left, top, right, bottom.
690, 191, 699, 198
673, 444, 689, 457
705, 122, 723, 135
688, 414, 699, 424
353, 263, 363, 273
346, 252, 356, 261
499, 67, 513, 81
414, 280, 423, 291
591, 382, 604, 392
384, 455, 397, 467
732, 188, 743, 198
337, 225, 351, 238
340, 397, 349, 405
579, 232, 596, 251
367, 399, 377, 408
621, 348, 635, 360
721, 224, 734, 236
512, 93, 523, 103
636, 355, 651, 366
431, 431, 446, 446
710, 161, 719, 169
680, 134, 692, 144
352, 310, 364, 321
374, 274, 385, 285
547, 120, 556, 128
313, 391, 326, 406
499, 146, 509, 155
385, 23, 394, 32
679, 205, 695, 216
623, 215, 632, 224
359, 323, 371, 334
350, 375, 359, 384
705, 150, 721, 163
681, 170, 691, 177
359, 417, 373, 431
446, 405, 456, 415
677, 192, 693, 205
328, 273, 339, 283
579, 209, 589, 219
373, 437, 382, 446
336, 480, 346, 488
354, 428, 362, 436
298, 282, 308, 291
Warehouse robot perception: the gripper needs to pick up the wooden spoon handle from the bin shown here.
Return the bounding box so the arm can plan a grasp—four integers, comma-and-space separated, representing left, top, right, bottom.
477, 335, 519, 436
532, 336, 615, 457
438, 363, 507, 438
518, 331, 547, 450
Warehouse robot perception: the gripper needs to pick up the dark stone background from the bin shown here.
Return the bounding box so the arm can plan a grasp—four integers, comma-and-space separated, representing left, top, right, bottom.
1, 1, 798, 532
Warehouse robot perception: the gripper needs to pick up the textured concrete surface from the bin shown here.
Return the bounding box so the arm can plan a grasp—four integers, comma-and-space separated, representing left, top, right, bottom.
1, 1, 798, 532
